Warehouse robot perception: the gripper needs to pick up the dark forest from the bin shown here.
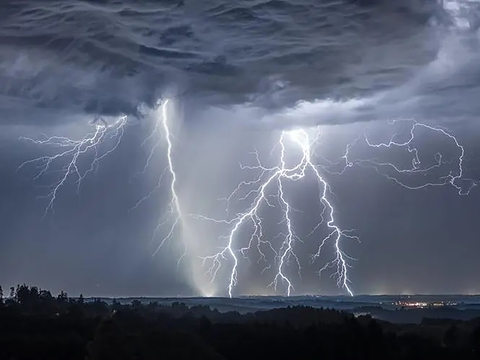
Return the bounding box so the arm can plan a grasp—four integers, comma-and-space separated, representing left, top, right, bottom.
1, 285, 480, 359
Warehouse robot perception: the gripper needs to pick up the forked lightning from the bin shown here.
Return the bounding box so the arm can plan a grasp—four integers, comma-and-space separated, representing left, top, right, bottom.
19, 103, 477, 298
18, 115, 128, 217
193, 119, 477, 297
338, 120, 477, 195
193, 128, 358, 297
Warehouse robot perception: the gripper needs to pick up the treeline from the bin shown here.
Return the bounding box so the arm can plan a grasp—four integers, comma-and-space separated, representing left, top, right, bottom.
1, 285, 480, 359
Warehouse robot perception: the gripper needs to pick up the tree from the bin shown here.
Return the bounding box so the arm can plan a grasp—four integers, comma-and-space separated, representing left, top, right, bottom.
472, 324, 480, 356
444, 325, 458, 348
86, 319, 135, 360
39, 289, 53, 300
16, 284, 40, 307
131, 300, 141, 307
9, 287, 14, 299
0, 285, 3, 305
199, 315, 212, 335
79, 294, 85, 305
367, 319, 383, 340
57, 290, 68, 304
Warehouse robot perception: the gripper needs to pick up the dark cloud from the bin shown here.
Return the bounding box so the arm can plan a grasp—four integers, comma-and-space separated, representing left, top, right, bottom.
0, 0, 452, 124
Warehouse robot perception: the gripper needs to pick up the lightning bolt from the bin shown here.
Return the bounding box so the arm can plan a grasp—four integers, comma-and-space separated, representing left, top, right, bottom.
17, 99, 186, 262
17, 115, 128, 217
153, 99, 183, 257
192, 118, 477, 298
339, 119, 478, 195
17, 100, 477, 299
20, 98, 185, 259
192, 128, 358, 297
131, 99, 184, 259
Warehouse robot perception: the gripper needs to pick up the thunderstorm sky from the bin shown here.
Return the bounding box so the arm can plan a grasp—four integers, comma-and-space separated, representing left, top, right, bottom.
1, 0, 480, 297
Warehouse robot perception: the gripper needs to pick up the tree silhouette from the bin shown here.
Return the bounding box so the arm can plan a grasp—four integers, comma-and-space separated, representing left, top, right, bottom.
444, 324, 458, 348
57, 290, 68, 304
16, 284, 40, 308
86, 319, 135, 360
472, 324, 480, 358
2, 284, 480, 360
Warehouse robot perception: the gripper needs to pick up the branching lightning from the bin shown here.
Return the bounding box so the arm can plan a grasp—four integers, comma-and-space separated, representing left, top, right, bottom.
192, 128, 358, 297
338, 119, 478, 195
192, 119, 477, 298
20, 98, 185, 260
18, 100, 477, 299
17, 115, 128, 217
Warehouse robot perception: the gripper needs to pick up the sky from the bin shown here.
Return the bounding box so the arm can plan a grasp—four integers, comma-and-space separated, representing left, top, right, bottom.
0, 0, 480, 297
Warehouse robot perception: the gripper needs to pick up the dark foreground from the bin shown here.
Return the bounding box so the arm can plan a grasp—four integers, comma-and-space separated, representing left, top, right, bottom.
1, 286, 480, 359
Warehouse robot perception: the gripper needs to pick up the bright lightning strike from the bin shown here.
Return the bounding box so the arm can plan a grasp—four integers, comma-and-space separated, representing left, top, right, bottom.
18, 115, 128, 217
192, 119, 477, 298
153, 99, 183, 256
20, 98, 185, 260
340, 119, 478, 195
17, 101, 477, 299
193, 128, 358, 297
131, 99, 184, 258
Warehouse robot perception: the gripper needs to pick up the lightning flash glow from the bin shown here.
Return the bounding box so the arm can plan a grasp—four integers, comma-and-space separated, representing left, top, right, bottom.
192, 128, 358, 297
19, 100, 477, 298
192, 119, 477, 297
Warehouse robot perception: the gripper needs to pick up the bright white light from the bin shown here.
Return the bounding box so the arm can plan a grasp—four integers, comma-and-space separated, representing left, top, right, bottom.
192, 127, 357, 298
